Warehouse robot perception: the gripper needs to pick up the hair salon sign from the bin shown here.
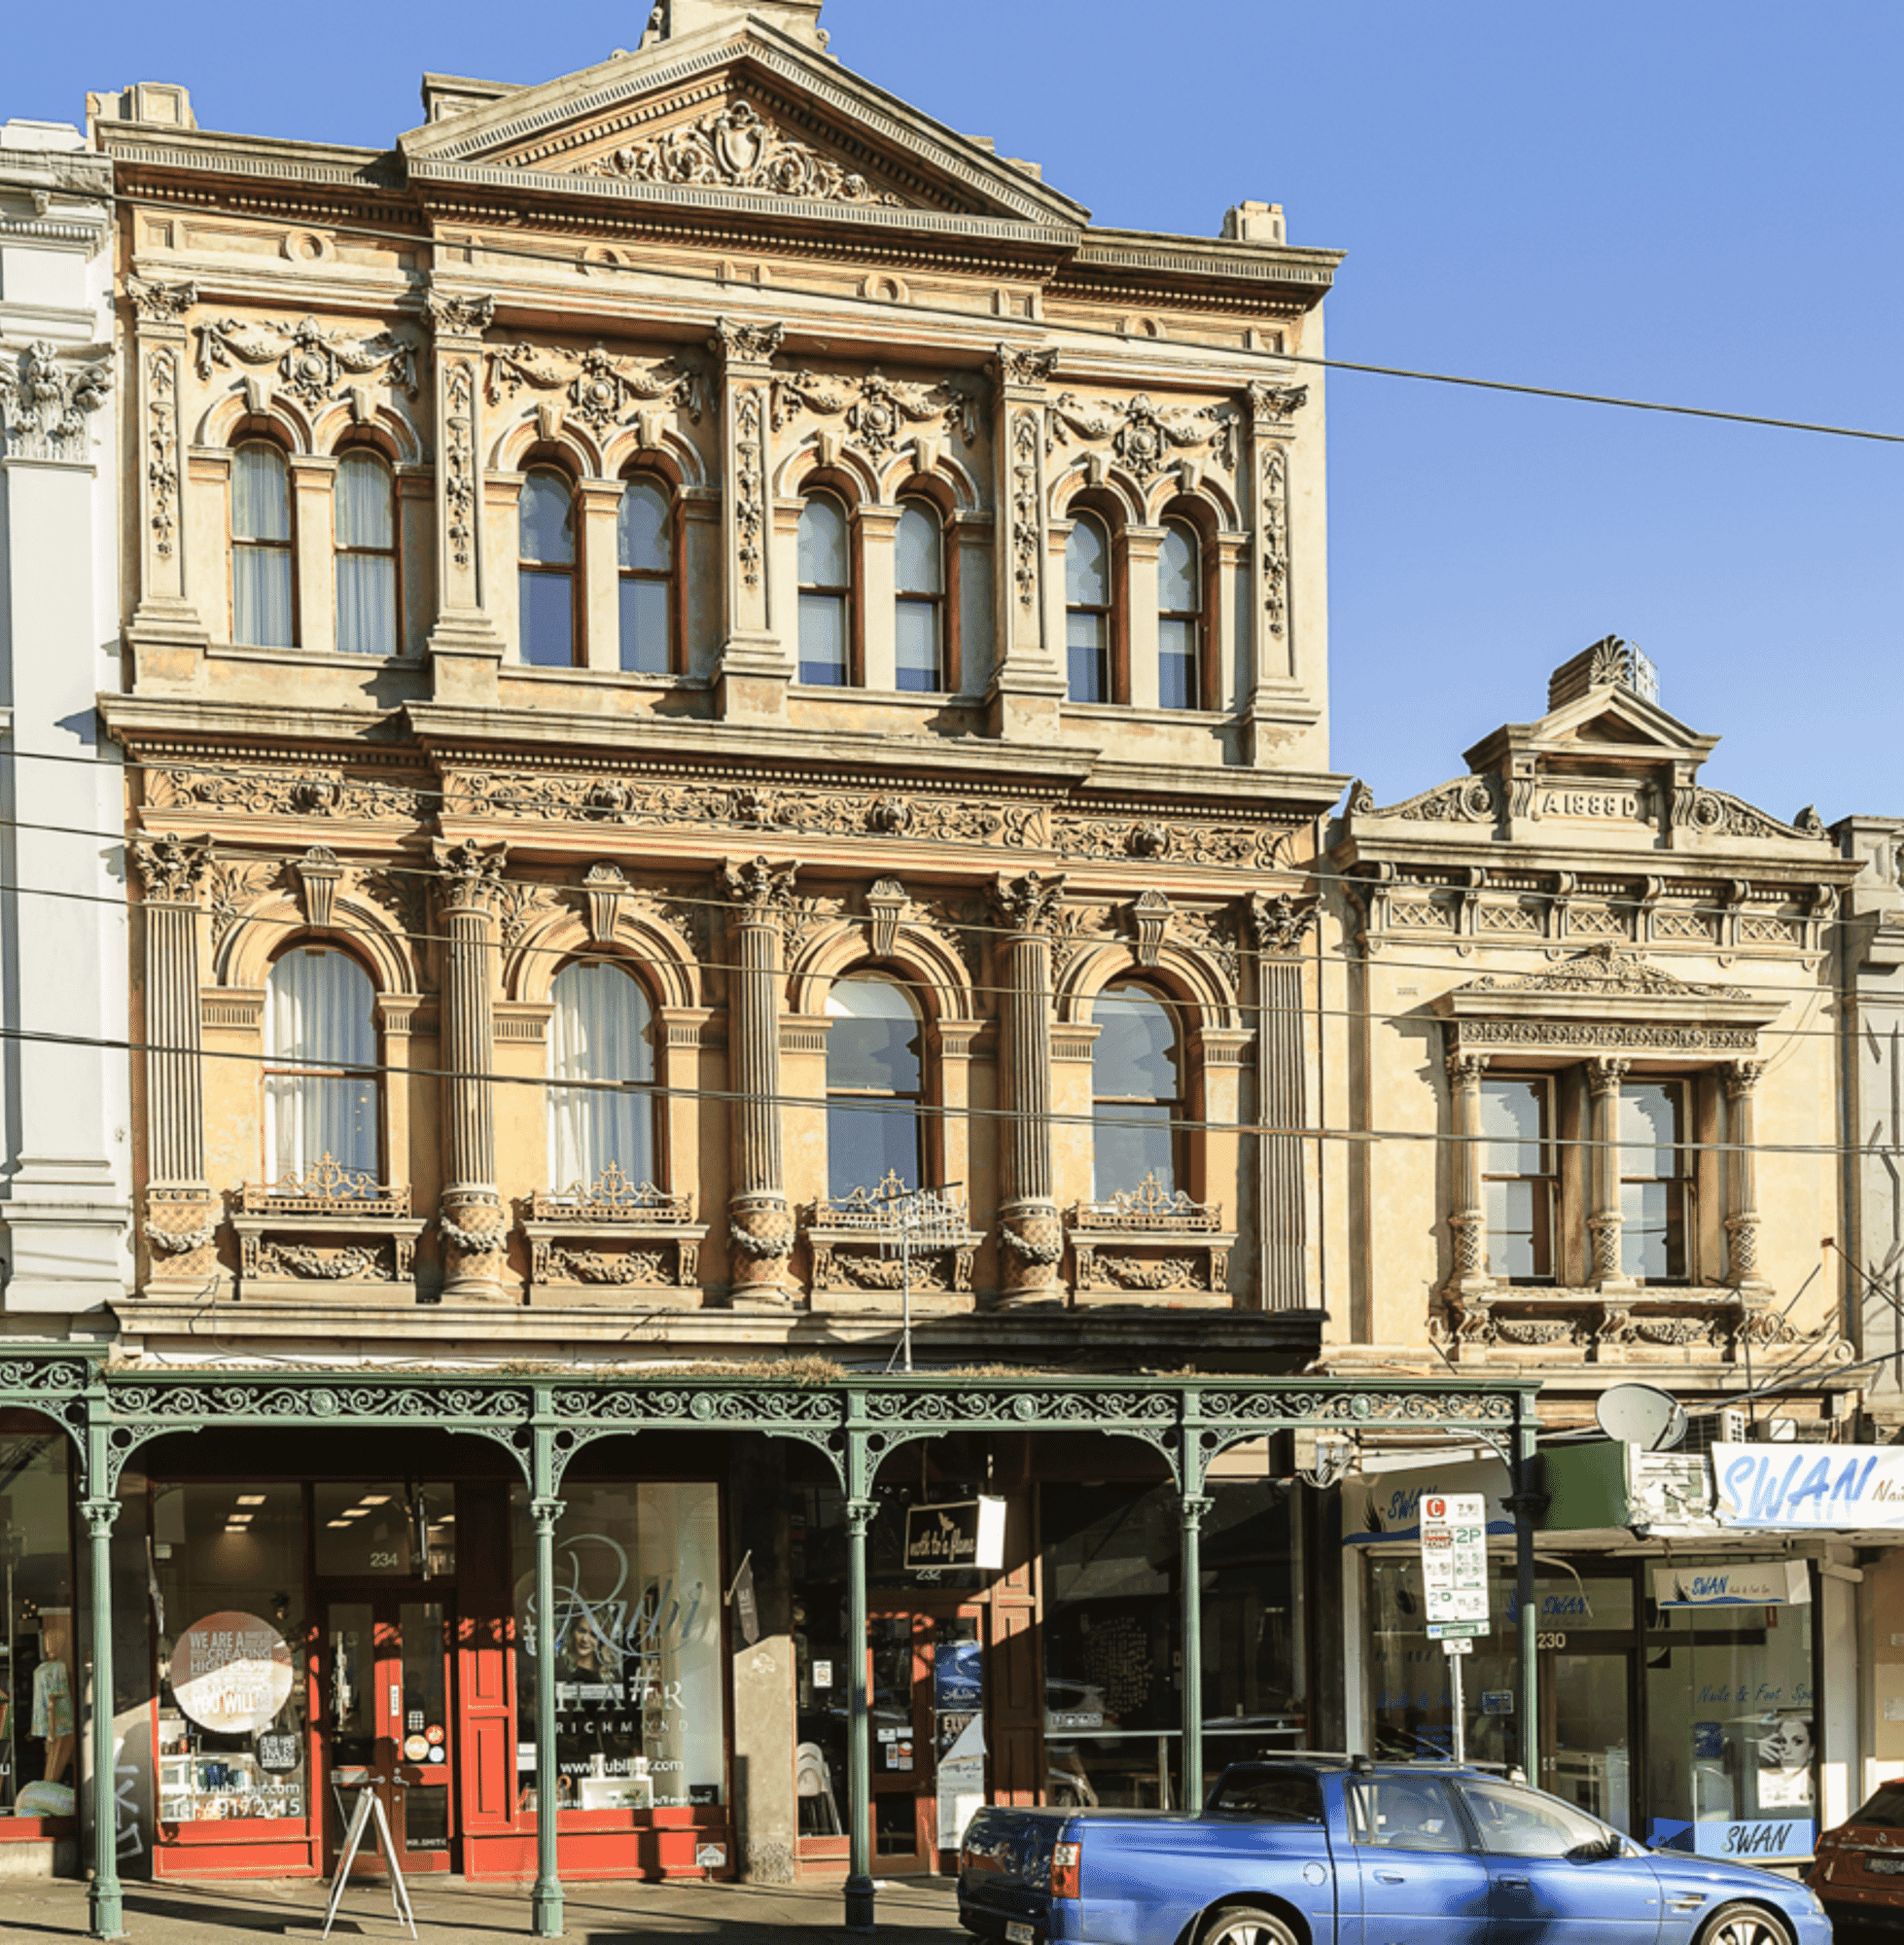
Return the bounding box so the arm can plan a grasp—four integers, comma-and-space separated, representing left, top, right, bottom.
1711, 1443, 1904, 1531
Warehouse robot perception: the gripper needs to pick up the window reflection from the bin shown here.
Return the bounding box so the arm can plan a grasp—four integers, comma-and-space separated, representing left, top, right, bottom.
826, 973, 923, 1197
1092, 984, 1181, 1197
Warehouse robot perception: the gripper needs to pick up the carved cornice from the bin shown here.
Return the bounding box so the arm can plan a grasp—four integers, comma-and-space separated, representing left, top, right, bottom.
0, 340, 112, 462
582, 99, 903, 207
194, 315, 421, 408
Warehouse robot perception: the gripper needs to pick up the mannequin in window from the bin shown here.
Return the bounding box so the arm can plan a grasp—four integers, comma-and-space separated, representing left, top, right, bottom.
32, 1607, 75, 1785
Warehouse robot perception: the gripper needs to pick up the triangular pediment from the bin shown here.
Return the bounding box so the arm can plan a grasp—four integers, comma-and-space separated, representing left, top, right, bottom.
399, 15, 1087, 231
1463, 678, 1720, 778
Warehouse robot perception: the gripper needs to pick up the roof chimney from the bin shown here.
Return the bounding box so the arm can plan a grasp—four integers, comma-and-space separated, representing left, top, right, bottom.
1548, 635, 1659, 712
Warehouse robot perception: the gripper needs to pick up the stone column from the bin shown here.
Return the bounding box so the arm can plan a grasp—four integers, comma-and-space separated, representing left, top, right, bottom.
1446, 1048, 1492, 1295
1251, 893, 1319, 1310
123, 279, 209, 684
709, 319, 789, 721
129, 835, 221, 1288
423, 288, 505, 698
1242, 379, 1308, 765
1725, 1059, 1767, 1291
434, 837, 510, 1298
1587, 1055, 1633, 1287
985, 344, 1066, 742
721, 857, 798, 1303
991, 871, 1066, 1303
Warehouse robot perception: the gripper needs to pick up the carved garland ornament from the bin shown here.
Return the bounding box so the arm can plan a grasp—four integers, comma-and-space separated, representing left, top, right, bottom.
1047, 392, 1239, 483
735, 390, 766, 588
194, 315, 421, 408
1011, 409, 1040, 607
485, 341, 702, 432
1261, 446, 1289, 635
0, 340, 112, 462
443, 361, 477, 570
146, 349, 180, 560
772, 368, 978, 456
584, 100, 902, 207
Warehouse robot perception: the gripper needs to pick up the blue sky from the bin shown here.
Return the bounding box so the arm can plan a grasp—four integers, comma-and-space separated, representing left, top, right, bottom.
14, 1, 1901, 818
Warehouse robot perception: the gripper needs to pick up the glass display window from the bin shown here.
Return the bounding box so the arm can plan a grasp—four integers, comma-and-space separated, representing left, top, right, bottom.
0, 1427, 76, 1821
313, 1481, 455, 1578
152, 1482, 308, 1824
511, 1481, 725, 1813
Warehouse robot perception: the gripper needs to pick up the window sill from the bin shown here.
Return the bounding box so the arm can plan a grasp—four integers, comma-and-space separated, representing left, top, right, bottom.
1062, 700, 1235, 725
1437, 1284, 1750, 1361
212, 643, 412, 667
507, 663, 710, 690
789, 682, 981, 706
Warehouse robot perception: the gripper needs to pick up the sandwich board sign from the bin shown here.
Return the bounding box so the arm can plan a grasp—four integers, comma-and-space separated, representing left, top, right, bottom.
1420, 1494, 1490, 1641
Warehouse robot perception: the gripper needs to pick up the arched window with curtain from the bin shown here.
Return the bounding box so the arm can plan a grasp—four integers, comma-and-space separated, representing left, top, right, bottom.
1092, 982, 1182, 1199
232, 441, 295, 648
548, 960, 657, 1190
895, 498, 945, 692
519, 468, 578, 666
335, 449, 398, 656
797, 490, 852, 687
1066, 512, 1111, 703
617, 475, 674, 674
1157, 516, 1201, 710
264, 947, 378, 1183
826, 973, 923, 1198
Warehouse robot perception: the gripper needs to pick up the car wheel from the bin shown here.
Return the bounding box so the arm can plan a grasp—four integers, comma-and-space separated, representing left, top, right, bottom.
1698, 1903, 1796, 1945
1201, 1905, 1300, 1945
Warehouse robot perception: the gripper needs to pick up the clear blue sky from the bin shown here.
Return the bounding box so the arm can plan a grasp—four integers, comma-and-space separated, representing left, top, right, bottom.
14, 1, 1901, 819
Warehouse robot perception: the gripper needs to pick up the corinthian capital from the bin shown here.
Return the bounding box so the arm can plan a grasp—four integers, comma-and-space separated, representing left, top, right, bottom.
992, 869, 1068, 937
991, 342, 1061, 390
1249, 379, 1310, 424
125, 276, 198, 326
433, 835, 509, 911
0, 341, 113, 463
130, 833, 210, 903
721, 855, 799, 916
425, 289, 497, 338
710, 317, 785, 367
1250, 890, 1319, 958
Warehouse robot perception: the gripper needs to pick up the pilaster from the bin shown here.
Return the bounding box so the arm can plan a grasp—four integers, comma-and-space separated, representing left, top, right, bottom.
1251, 892, 1318, 1310
289, 453, 337, 657
985, 344, 1066, 741
1725, 1059, 1768, 1292
990, 870, 1065, 1304
423, 288, 505, 699
1242, 379, 1308, 763
1587, 1055, 1633, 1288
709, 318, 790, 722
1446, 1049, 1491, 1297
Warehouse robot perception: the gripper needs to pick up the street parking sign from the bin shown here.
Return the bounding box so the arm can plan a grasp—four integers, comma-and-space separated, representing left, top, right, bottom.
1420, 1493, 1490, 1765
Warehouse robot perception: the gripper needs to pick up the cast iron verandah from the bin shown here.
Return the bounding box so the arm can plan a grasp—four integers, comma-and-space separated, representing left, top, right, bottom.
0, 1355, 1540, 1939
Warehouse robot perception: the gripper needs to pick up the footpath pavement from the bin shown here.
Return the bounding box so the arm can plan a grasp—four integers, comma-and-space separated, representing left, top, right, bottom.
0, 1875, 969, 1944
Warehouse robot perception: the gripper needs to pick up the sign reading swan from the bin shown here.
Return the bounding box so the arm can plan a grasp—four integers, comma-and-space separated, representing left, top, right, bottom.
1711, 1443, 1904, 1531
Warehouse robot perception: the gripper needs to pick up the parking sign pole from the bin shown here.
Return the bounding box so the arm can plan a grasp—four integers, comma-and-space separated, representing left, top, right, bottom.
1515, 1401, 1540, 1786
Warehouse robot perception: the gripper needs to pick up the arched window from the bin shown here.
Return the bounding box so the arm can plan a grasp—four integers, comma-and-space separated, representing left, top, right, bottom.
264, 947, 377, 1182
519, 468, 578, 666
1157, 517, 1201, 710
797, 490, 852, 687
617, 475, 674, 674
232, 442, 294, 648
826, 973, 923, 1198
1092, 982, 1181, 1199
548, 961, 657, 1190
1066, 512, 1111, 703
335, 449, 398, 656
895, 499, 945, 692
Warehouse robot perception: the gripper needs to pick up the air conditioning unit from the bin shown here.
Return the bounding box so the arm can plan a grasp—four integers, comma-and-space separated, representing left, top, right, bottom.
1680, 1408, 1746, 1454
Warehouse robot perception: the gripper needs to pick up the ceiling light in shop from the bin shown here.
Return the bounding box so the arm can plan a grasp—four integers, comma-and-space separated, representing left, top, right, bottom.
236, 1495, 266, 1506
359, 1495, 391, 1505
326, 1520, 351, 1529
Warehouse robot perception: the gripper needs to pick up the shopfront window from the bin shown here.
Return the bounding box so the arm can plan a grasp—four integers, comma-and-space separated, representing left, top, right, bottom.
511, 1482, 724, 1814
152, 1483, 307, 1824
0, 1428, 75, 1821
1644, 1558, 1816, 1858
313, 1481, 454, 1578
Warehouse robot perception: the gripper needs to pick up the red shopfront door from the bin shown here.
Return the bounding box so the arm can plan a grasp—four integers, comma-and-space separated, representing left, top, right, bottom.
322, 1596, 457, 1874
867, 1606, 986, 1875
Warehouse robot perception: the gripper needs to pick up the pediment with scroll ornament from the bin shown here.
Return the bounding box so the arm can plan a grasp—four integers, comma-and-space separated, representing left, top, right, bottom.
398, 17, 1088, 231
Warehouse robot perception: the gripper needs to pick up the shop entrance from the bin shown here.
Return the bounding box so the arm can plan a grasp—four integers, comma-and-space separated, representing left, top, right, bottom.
868, 1605, 986, 1874
1540, 1644, 1634, 1834
322, 1595, 457, 1875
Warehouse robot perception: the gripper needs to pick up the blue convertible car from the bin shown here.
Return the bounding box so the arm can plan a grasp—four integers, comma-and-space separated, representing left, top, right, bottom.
959, 1758, 1831, 1945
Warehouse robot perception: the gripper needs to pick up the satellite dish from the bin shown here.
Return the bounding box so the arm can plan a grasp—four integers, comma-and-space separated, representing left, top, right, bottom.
1596, 1383, 1688, 1452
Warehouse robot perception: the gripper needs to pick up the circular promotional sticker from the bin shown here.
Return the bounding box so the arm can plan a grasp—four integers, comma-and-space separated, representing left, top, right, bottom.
425, 1724, 444, 1747
168, 1612, 295, 1736
428, 1747, 446, 1765
404, 1733, 431, 1763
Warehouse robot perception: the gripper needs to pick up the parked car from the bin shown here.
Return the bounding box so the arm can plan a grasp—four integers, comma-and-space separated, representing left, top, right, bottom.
959, 1756, 1831, 1945
1813, 1776, 1904, 1932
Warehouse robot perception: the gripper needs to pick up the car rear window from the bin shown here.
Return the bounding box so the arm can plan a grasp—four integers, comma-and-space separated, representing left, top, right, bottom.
1210, 1772, 1325, 1823
1849, 1786, 1904, 1829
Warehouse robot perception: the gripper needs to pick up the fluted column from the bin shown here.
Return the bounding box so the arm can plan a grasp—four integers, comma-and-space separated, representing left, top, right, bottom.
1446, 1047, 1492, 1294
709, 319, 790, 721
721, 857, 798, 1303
434, 837, 510, 1299
992, 871, 1066, 1304
1726, 1059, 1767, 1291
985, 343, 1066, 741
129, 835, 220, 1286
423, 287, 505, 697
1252, 893, 1319, 1310
1588, 1056, 1633, 1286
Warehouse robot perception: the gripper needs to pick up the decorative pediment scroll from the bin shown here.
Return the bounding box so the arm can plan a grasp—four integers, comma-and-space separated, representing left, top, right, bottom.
581, 98, 903, 207
0, 340, 112, 462
771, 367, 978, 457
1047, 391, 1239, 483
485, 341, 702, 432
194, 315, 422, 407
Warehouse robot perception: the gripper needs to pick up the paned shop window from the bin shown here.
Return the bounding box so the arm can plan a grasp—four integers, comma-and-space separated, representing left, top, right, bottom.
547, 960, 658, 1190
617, 475, 674, 674
1481, 1078, 1555, 1283
1066, 513, 1112, 703
1157, 518, 1202, 710
826, 973, 924, 1198
264, 947, 378, 1182
334, 449, 398, 655
511, 1481, 724, 1812
519, 468, 578, 666
895, 499, 946, 691
231, 442, 294, 648
1092, 982, 1181, 1198
1620, 1081, 1691, 1282
0, 1428, 76, 1821
797, 491, 852, 686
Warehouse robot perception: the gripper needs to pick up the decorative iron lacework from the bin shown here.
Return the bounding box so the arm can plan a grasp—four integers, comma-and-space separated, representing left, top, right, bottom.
235, 1155, 411, 1218
553, 1387, 840, 1427
527, 1165, 692, 1224
108, 1382, 532, 1422
0, 1359, 91, 1394
1071, 1174, 1223, 1234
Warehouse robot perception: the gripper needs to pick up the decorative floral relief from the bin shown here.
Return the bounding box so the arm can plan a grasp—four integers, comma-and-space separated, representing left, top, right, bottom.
772, 368, 978, 455
194, 315, 421, 408
128, 833, 209, 903
0, 340, 112, 462
992, 344, 1061, 391
1010, 409, 1040, 608
1051, 812, 1291, 871
1047, 391, 1239, 481
583, 100, 902, 207
443, 361, 476, 571
1248, 379, 1309, 424
485, 341, 701, 431
1261, 446, 1289, 634
711, 318, 786, 367
146, 765, 432, 822
146, 349, 180, 560
207, 856, 283, 951
735, 389, 765, 588
1460, 943, 1734, 1000
125, 276, 199, 326
424, 291, 496, 338
1674, 788, 1832, 844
